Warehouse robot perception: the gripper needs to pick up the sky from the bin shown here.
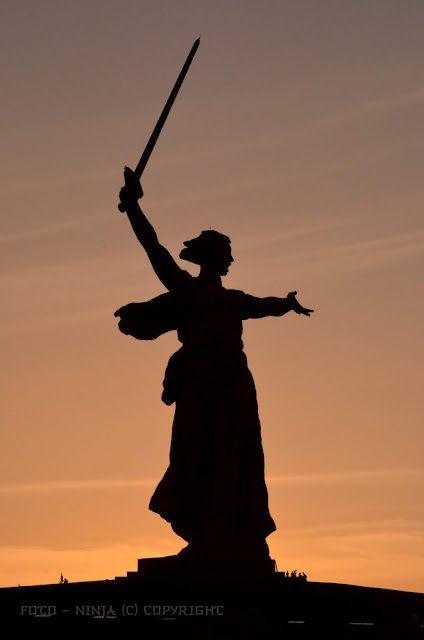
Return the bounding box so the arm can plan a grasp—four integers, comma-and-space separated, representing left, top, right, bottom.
1, 0, 423, 591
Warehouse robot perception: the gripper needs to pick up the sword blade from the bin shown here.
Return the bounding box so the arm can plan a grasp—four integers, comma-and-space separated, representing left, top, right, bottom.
134, 38, 200, 180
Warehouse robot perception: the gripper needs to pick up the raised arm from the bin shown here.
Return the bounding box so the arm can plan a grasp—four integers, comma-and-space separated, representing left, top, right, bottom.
119, 168, 189, 292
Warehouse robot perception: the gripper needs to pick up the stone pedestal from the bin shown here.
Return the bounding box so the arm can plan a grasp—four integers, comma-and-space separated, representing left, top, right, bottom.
136, 554, 276, 580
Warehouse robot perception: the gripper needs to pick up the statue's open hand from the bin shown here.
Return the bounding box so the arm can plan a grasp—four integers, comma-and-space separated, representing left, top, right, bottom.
287, 291, 314, 316
118, 167, 143, 210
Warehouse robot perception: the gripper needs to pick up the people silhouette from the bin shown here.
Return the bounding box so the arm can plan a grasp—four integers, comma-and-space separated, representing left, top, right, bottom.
115, 168, 313, 559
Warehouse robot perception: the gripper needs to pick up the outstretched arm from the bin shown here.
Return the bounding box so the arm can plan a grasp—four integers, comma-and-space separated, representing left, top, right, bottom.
119, 168, 188, 292
236, 290, 314, 319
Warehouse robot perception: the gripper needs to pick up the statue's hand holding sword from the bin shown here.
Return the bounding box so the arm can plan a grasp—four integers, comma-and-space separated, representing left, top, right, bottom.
119, 167, 144, 207
118, 38, 200, 212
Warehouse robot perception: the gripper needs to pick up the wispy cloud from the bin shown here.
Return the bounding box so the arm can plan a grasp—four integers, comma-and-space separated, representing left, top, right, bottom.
279, 517, 424, 538
0, 253, 149, 291
3, 85, 423, 203
291, 87, 424, 142
0, 478, 156, 495
1, 467, 422, 496
161, 86, 424, 164
263, 227, 424, 277
267, 466, 424, 486
235, 219, 350, 253
0, 213, 112, 245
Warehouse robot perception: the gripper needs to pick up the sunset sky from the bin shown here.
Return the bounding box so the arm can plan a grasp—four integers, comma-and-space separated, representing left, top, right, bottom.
1, 1, 423, 592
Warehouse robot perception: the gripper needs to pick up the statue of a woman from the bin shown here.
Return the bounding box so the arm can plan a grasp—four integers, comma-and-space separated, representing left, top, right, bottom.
115, 168, 313, 560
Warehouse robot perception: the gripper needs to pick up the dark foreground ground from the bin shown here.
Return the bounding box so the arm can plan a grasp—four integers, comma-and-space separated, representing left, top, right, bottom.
1, 558, 423, 639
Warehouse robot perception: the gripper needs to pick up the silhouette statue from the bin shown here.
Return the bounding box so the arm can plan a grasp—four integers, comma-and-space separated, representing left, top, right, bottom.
115, 168, 313, 560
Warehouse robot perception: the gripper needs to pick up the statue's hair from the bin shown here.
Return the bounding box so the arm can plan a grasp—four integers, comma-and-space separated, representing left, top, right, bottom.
179, 230, 232, 265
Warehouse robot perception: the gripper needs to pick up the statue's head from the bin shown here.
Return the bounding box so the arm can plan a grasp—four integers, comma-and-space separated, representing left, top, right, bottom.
179, 230, 233, 275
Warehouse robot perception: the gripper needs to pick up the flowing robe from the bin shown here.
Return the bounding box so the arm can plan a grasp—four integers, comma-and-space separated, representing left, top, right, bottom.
116, 271, 292, 553
147, 274, 277, 551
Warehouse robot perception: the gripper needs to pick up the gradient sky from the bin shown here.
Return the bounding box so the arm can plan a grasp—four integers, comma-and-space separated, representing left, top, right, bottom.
1, 0, 423, 591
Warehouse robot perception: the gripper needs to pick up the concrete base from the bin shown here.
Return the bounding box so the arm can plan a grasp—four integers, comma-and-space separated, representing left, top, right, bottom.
136, 554, 277, 579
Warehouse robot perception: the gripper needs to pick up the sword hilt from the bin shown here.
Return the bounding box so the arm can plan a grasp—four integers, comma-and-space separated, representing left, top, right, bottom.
118, 166, 143, 212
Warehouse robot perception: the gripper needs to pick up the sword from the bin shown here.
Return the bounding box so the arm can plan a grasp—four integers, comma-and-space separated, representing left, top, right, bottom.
118, 38, 200, 212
